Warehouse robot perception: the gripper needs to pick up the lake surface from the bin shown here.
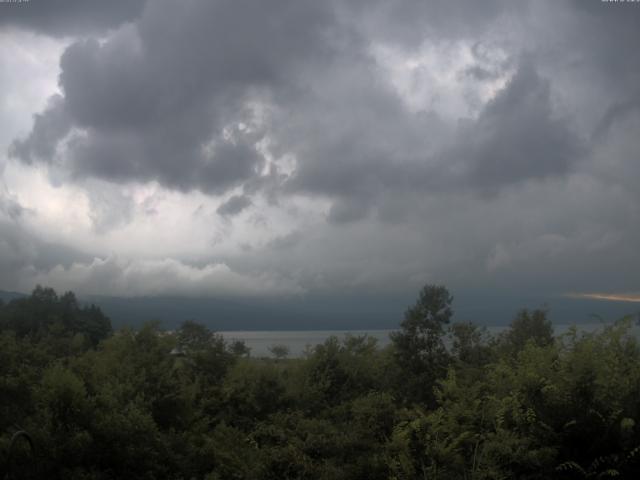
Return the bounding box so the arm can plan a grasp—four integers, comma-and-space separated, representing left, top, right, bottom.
219, 329, 394, 357
219, 322, 624, 357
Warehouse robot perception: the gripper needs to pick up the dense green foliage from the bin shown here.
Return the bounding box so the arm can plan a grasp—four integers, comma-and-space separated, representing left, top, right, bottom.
1, 285, 640, 479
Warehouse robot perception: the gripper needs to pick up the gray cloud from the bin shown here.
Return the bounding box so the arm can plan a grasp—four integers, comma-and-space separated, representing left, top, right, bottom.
9, 0, 336, 195
285, 56, 585, 222
342, 0, 523, 47
8, 0, 592, 208
3, 0, 640, 307
0, 189, 25, 221
563, 1, 640, 92
22, 256, 303, 298
9, 94, 71, 165
266, 231, 303, 251
0, 219, 35, 283
217, 194, 252, 217
0, 189, 299, 297
83, 182, 135, 233
0, 0, 146, 37
447, 59, 585, 193
328, 196, 371, 224
0, 190, 92, 288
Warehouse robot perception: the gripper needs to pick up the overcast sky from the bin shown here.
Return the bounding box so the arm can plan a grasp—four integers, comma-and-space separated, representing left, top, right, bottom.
1, 0, 639, 323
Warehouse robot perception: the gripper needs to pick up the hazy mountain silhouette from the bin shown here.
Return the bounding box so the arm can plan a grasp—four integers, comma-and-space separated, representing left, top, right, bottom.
2, 289, 636, 331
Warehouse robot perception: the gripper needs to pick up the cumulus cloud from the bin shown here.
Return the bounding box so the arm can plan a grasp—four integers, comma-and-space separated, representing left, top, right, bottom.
7, 1, 607, 211
9, 0, 335, 196
22, 256, 303, 298
283, 56, 585, 223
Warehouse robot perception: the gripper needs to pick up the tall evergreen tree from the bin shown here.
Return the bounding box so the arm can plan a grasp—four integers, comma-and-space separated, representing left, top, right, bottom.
390, 284, 453, 406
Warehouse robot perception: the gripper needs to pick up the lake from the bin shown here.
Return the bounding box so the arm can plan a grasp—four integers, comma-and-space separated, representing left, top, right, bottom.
219, 322, 624, 357
219, 329, 394, 357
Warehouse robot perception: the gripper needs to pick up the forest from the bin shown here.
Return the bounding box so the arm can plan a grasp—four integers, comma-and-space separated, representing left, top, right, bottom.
1, 285, 640, 479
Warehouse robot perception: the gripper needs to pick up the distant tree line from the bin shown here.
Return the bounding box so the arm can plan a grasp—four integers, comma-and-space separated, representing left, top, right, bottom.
1, 284, 639, 479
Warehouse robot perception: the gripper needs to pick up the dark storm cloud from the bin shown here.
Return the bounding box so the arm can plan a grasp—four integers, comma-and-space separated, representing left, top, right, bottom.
279, 62, 448, 223
343, 0, 522, 47
447, 60, 585, 193
10, 0, 335, 193
10, 94, 71, 165
7, 0, 640, 229
566, 0, 640, 89
0, 0, 146, 37
287, 56, 584, 222
595, 95, 640, 140
3, 0, 640, 309
520, 1, 640, 133
217, 195, 252, 217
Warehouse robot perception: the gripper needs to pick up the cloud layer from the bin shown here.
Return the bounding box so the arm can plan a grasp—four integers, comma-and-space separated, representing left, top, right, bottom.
1, 0, 640, 315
